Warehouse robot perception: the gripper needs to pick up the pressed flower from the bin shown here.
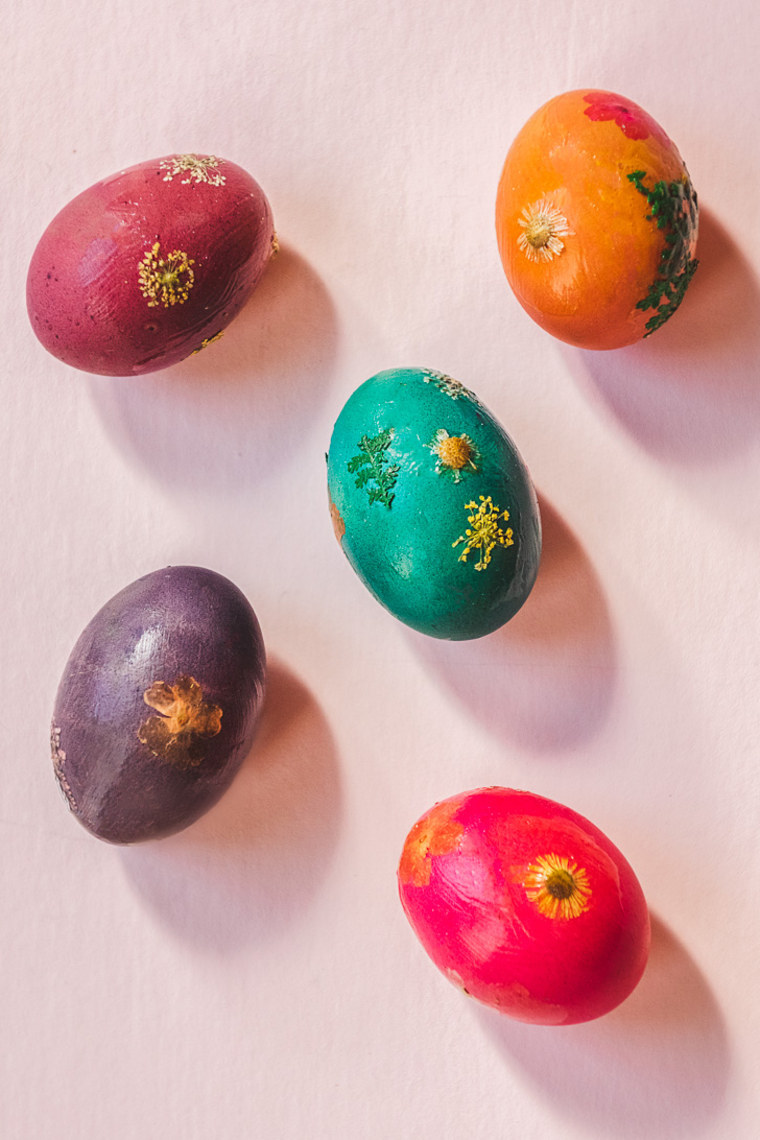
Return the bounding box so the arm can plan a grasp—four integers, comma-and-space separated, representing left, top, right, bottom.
138, 242, 195, 308
582, 91, 667, 143
524, 853, 592, 920
159, 154, 227, 187
452, 496, 514, 571
398, 799, 465, 888
427, 428, 480, 482
517, 198, 573, 263
627, 169, 700, 334
347, 429, 399, 509
421, 369, 477, 401
138, 674, 222, 769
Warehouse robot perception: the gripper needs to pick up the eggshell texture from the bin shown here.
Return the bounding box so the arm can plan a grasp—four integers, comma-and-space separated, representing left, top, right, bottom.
496, 89, 698, 349
27, 153, 275, 375
50, 566, 266, 843
398, 788, 650, 1025
326, 367, 541, 640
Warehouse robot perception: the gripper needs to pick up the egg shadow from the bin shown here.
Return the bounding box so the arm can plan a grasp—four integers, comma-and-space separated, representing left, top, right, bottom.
88, 244, 338, 494
120, 657, 341, 951
562, 207, 760, 464
475, 915, 730, 1138
408, 495, 617, 753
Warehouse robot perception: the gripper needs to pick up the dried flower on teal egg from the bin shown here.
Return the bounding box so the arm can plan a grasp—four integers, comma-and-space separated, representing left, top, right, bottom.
452, 496, 514, 571
427, 429, 480, 482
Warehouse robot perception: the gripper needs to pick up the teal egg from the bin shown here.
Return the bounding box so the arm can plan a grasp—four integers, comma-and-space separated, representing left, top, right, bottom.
327, 367, 541, 640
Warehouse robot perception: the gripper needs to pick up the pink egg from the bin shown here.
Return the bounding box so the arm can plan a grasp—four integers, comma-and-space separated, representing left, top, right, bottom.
398, 787, 650, 1025
27, 153, 275, 375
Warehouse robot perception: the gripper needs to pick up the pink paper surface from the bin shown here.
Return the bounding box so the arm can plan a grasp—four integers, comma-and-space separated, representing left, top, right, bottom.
2, 1, 759, 1137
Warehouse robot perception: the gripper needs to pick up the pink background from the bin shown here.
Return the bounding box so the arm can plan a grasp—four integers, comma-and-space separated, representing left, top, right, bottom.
3, 1, 759, 1137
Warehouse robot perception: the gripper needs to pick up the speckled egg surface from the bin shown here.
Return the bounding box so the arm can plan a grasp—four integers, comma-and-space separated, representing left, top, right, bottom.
327, 367, 541, 640
27, 153, 275, 375
51, 565, 267, 844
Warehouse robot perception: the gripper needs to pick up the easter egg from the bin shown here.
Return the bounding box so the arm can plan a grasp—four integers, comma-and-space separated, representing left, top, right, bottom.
27, 153, 275, 375
398, 788, 650, 1025
326, 367, 541, 640
495, 89, 699, 349
50, 566, 266, 843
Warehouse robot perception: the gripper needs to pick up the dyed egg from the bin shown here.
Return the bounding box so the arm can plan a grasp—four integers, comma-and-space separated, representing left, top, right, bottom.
51, 566, 266, 843
496, 89, 698, 349
326, 367, 541, 640
398, 788, 650, 1025
27, 153, 275, 375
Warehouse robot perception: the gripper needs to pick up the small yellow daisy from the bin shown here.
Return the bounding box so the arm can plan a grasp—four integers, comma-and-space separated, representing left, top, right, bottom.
524, 853, 592, 920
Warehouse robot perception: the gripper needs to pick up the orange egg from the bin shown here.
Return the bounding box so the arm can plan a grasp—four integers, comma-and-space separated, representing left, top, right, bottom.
495, 89, 699, 349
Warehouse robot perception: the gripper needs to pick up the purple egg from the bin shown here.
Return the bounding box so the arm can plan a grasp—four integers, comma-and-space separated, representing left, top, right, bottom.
51, 566, 266, 843
27, 153, 275, 376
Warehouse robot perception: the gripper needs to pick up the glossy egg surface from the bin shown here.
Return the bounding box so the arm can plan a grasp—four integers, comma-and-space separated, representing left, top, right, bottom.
27, 153, 275, 375
398, 787, 650, 1025
51, 565, 266, 843
326, 367, 541, 640
496, 89, 698, 349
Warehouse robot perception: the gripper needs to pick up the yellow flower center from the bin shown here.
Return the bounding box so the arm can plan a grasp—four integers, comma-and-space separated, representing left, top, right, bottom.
543, 866, 577, 900
437, 435, 473, 470
138, 242, 195, 308
524, 854, 592, 920
523, 218, 554, 250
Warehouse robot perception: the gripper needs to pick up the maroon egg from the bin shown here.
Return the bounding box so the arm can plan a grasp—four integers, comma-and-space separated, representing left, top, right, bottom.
50, 566, 266, 843
27, 153, 275, 375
